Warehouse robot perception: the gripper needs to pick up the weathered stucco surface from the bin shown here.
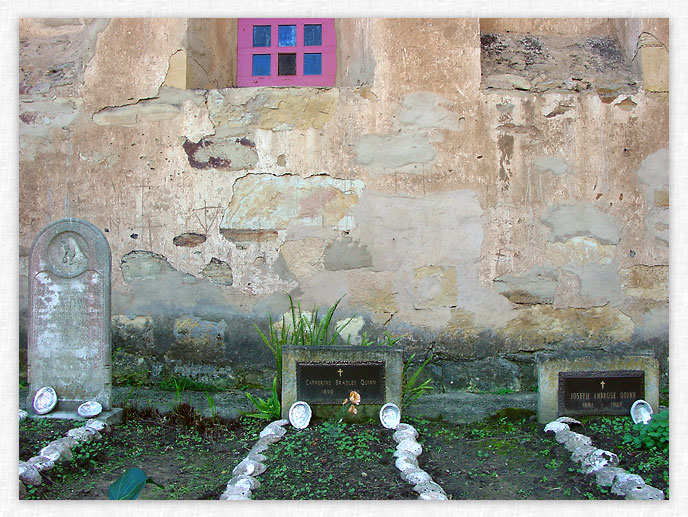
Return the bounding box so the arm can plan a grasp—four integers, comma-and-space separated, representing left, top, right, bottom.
19, 18, 669, 389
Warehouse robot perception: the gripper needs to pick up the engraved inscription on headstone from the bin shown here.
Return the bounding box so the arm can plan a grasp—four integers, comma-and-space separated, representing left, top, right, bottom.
559, 370, 645, 415
28, 219, 112, 413
297, 361, 385, 403
282, 345, 403, 420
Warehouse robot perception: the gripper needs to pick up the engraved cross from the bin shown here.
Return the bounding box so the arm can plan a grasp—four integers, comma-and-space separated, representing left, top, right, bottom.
337, 368, 343, 377
600, 380, 606, 390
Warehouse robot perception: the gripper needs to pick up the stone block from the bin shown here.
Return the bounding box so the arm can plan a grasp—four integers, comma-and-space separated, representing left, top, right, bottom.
200, 258, 233, 286
440, 358, 520, 392
163, 49, 187, 90
354, 132, 436, 169
541, 204, 620, 245
619, 265, 668, 301
209, 87, 339, 131
281, 345, 402, 420
494, 267, 558, 304
324, 237, 372, 271
413, 265, 458, 309
638, 44, 668, 93
536, 352, 659, 423
120, 251, 176, 283
28, 219, 112, 412
182, 135, 258, 171
654, 189, 669, 208
220, 174, 364, 235
167, 317, 227, 365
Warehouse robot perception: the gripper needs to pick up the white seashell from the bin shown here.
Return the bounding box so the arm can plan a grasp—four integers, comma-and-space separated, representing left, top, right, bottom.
85, 419, 107, 433
77, 401, 102, 418
52, 436, 77, 449
83, 427, 102, 440
19, 462, 42, 486
413, 481, 446, 495
393, 429, 417, 443
260, 424, 287, 438
544, 421, 569, 434
67, 427, 93, 443
630, 400, 654, 425
625, 485, 664, 500
611, 472, 646, 496
223, 492, 251, 500
555, 416, 582, 426
554, 429, 574, 443
39, 443, 72, 462
393, 449, 419, 461
271, 419, 290, 427
396, 423, 417, 434
232, 459, 266, 477
232, 459, 255, 477
396, 438, 422, 457
249, 442, 269, 455
379, 403, 401, 429
563, 432, 592, 452
571, 444, 597, 463
227, 475, 260, 490
33, 387, 57, 415
257, 433, 282, 444
288, 401, 312, 429
19, 410, 28, 421
419, 491, 448, 500
247, 451, 267, 463
220, 486, 252, 499
27, 455, 55, 472
581, 449, 619, 474
594, 466, 626, 487
401, 468, 432, 485
395, 456, 418, 472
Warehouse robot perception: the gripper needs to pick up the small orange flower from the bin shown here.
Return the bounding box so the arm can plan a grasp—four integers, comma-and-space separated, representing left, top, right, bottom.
347, 405, 357, 415
349, 391, 361, 405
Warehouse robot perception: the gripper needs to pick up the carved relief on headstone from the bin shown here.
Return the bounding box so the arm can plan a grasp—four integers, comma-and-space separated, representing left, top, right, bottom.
27, 219, 112, 413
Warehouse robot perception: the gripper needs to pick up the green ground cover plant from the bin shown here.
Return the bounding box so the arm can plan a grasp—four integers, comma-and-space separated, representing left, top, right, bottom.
19, 401, 668, 500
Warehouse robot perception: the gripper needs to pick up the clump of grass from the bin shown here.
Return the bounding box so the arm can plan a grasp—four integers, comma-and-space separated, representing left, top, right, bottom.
401, 353, 434, 408
243, 377, 282, 421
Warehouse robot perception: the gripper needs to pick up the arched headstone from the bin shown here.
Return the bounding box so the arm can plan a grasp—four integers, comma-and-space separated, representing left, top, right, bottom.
27, 218, 112, 413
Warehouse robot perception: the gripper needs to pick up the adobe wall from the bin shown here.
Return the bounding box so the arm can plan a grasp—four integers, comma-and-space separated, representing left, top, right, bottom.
18, 18, 669, 391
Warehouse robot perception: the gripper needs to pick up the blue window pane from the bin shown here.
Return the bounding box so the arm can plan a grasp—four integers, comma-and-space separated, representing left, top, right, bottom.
304, 53, 322, 75
253, 25, 271, 47
304, 24, 322, 46
278, 25, 296, 46
252, 54, 271, 76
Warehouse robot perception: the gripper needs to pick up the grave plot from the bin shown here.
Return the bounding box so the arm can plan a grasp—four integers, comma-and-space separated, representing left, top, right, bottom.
19, 396, 669, 500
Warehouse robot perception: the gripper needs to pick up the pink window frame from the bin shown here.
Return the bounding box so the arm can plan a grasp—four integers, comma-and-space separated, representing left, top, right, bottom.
237, 18, 336, 87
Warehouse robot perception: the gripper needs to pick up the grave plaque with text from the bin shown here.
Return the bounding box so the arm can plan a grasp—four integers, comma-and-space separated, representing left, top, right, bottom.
282, 345, 402, 420
27, 218, 112, 413
297, 361, 385, 403
559, 370, 645, 415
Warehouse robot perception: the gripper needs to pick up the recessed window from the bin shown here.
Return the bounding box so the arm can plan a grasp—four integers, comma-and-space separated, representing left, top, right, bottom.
252, 25, 271, 47
278, 25, 296, 47
304, 53, 322, 75
304, 24, 322, 46
252, 54, 271, 76
237, 18, 336, 86
278, 53, 297, 75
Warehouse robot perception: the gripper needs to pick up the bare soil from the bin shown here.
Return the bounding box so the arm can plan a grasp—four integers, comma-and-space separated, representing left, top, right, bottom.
19, 404, 668, 500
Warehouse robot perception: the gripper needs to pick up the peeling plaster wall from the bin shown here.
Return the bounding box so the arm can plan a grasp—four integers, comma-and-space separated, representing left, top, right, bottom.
19, 18, 669, 389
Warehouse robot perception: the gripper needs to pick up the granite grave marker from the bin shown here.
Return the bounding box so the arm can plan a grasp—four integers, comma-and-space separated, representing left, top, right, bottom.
282, 345, 402, 420
27, 218, 112, 413
536, 351, 659, 423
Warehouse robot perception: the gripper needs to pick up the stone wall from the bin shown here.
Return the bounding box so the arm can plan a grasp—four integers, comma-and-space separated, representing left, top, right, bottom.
18, 18, 669, 390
